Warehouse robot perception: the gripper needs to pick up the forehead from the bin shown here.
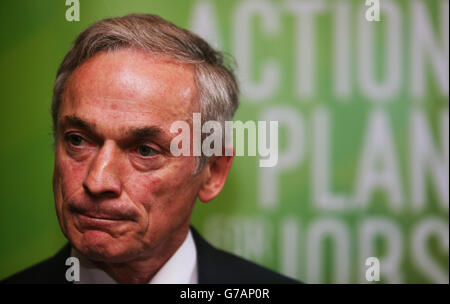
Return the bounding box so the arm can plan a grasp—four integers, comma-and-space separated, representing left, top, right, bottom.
60, 48, 198, 131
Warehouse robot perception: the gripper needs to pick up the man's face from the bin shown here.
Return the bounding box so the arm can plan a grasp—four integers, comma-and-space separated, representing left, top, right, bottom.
53, 48, 203, 263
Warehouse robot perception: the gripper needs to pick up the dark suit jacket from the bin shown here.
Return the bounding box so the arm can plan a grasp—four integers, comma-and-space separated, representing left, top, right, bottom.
2, 227, 299, 284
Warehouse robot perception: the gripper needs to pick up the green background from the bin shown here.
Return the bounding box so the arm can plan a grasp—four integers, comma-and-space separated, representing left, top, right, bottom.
0, 0, 448, 283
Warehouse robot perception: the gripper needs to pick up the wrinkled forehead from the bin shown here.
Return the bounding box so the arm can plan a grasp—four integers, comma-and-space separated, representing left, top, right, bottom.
60, 48, 199, 123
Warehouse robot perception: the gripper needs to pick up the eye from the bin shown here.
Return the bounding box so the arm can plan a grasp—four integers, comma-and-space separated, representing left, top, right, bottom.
68, 134, 83, 146
137, 144, 159, 157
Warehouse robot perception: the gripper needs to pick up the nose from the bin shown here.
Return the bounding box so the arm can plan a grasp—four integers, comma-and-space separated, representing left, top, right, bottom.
83, 141, 122, 198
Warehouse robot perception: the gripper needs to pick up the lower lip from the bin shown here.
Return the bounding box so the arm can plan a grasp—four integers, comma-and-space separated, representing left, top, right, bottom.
77, 213, 126, 230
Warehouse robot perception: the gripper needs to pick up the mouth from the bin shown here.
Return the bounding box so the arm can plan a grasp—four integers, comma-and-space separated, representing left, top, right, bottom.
67, 202, 138, 232
78, 212, 127, 221
75, 213, 130, 231
68, 202, 136, 221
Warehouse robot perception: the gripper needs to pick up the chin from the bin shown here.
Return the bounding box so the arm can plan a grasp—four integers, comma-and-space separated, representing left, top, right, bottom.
73, 230, 137, 263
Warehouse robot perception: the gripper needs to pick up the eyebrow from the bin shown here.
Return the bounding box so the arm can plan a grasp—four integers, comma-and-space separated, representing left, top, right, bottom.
130, 126, 162, 138
59, 115, 169, 145
60, 115, 96, 134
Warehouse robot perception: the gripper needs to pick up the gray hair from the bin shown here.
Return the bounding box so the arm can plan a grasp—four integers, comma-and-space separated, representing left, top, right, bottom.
52, 13, 239, 172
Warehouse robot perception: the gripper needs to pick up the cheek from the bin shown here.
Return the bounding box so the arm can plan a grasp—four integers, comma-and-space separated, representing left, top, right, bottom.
54, 151, 88, 201
124, 162, 198, 213
123, 174, 162, 211
54, 150, 89, 235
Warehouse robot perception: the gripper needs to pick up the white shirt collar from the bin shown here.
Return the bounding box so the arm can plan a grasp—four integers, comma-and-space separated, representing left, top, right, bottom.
72, 229, 198, 284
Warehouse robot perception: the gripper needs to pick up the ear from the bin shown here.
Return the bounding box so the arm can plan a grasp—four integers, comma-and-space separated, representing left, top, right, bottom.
198, 155, 234, 203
